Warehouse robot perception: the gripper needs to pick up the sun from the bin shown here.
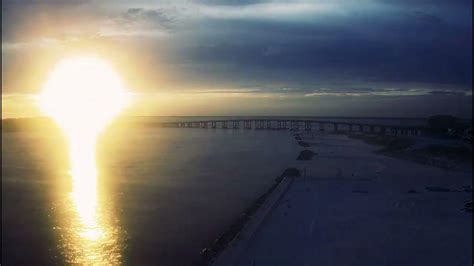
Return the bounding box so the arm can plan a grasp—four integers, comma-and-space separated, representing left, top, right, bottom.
39, 56, 129, 137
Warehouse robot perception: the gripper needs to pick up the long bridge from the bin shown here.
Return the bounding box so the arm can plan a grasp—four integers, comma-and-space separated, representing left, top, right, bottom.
160, 119, 426, 136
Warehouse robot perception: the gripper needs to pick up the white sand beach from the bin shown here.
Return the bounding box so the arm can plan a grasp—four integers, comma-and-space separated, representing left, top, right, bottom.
213, 132, 472, 266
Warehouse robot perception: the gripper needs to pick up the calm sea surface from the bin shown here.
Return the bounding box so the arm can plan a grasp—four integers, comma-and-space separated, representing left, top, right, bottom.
2, 122, 300, 265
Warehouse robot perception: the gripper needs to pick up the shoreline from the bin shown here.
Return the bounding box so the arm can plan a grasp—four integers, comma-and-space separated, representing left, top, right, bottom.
198, 168, 300, 266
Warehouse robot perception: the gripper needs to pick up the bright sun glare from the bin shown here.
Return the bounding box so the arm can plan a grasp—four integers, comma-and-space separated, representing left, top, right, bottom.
39, 55, 129, 179
38, 56, 127, 264
39, 56, 129, 136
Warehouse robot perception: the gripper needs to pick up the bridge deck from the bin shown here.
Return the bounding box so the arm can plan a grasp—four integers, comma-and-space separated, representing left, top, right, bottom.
158, 119, 426, 136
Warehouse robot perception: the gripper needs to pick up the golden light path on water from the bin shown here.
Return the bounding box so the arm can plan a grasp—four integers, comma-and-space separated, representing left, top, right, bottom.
39, 56, 129, 265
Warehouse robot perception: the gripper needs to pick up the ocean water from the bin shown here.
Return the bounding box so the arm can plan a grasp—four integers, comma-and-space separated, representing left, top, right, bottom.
2, 124, 299, 265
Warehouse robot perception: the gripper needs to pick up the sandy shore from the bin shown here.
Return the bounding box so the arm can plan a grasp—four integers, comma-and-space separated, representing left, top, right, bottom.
211, 132, 472, 266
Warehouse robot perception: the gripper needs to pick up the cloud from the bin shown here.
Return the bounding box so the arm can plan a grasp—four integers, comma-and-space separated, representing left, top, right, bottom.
160, 86, 472, 99
196, 2, 337, 20
196, 0, 269, 5
413, 11, 443, 24
118, 8, 179, 29
303, 88, 471, 97
2, 38, 60, 51
429, 90, 471, 96
262, 46, 283, 56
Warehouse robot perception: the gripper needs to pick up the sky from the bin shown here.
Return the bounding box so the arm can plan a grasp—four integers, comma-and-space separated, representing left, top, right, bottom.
2, 0, 472, 118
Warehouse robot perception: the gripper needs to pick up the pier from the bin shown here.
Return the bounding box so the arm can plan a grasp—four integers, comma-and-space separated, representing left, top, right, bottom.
160, 119, 426, 136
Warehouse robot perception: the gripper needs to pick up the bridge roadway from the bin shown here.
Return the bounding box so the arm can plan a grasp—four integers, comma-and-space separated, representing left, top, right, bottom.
159, 119, 425, 136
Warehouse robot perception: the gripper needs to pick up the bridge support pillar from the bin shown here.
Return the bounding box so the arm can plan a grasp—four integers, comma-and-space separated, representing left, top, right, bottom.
244, 120, 251, 129
171, 120, 425, 137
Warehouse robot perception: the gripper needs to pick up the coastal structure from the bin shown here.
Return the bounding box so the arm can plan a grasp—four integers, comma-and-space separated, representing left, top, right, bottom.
161, 119, 426, 136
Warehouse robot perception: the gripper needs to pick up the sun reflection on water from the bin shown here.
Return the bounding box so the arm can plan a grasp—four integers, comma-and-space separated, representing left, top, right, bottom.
68, 135, 111, 264
38, 56, 129, 265
62, 133, 123, 265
